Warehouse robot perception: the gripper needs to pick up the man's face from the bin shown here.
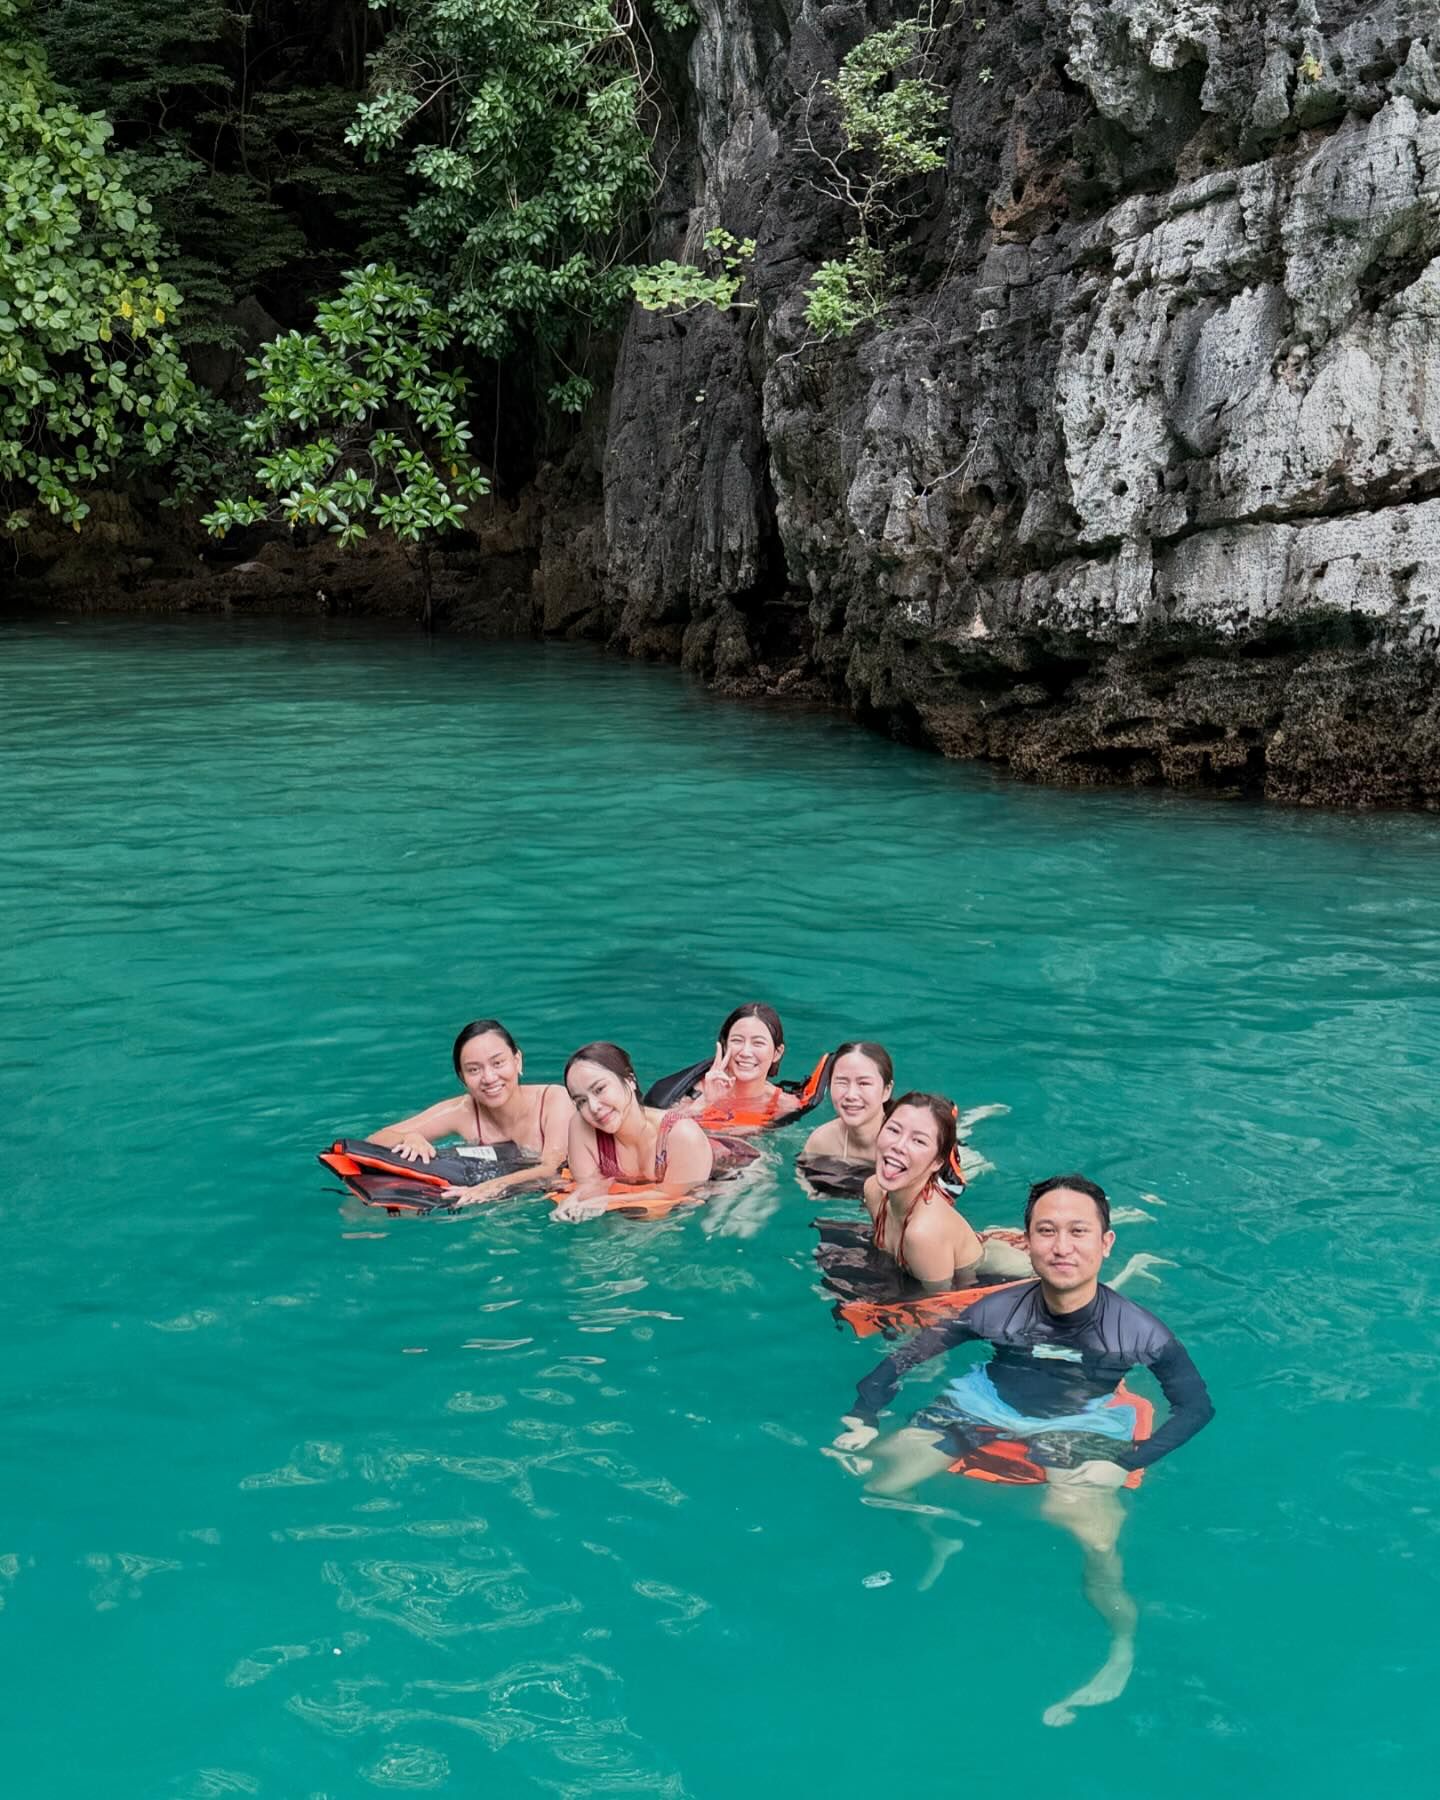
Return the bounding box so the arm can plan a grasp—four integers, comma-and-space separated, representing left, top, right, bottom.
1025, 1189, 1115, 1295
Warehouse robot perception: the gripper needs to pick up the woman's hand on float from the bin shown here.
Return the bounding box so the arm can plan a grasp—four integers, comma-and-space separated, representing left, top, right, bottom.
392, 1132, 438, 1163
440, 1182, 495, 1206
833, 1418, 879, 1453
552, 1194, 609, 1224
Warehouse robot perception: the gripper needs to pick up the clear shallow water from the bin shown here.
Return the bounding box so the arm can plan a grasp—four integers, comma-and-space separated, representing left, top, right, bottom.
3, 615, 1439, 1797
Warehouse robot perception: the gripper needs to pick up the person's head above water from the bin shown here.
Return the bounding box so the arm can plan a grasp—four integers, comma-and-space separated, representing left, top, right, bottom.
829, 1042, 894, 1128
452, 1019, 523, 1105
564, 1041, 642, 1135
717, 1003, 785, 1081
1024, 1172, 1110, 1233
873, 1091, 957, 1198
1023, 1174, 1115, 1302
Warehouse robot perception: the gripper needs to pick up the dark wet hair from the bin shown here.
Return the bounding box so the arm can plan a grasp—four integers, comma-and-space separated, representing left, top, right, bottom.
564, 1041, 641, 1097
718, 1003, 785, 1074
1024, 1173, 1111, 1233
452, 1018, 519, 1075
881, 1091, 958, 1175
832, 1041, 895, 1089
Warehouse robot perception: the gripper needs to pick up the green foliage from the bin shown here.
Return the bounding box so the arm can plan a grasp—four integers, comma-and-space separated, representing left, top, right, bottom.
35, 0, 230, 122
202, 263, 489, 559
37, 2, 411, 349
0, 0, 200, 532
347, 0, 658, 371
546, 373, 595, 413
160, 396, 252, 508
800, 12, 949, 341
802, 242, 893, 339
650, 0, 692, 29
632, 229, 755, 314
828, 19, 948, 182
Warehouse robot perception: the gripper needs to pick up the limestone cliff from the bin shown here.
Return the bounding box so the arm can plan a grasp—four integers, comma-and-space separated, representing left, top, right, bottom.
588, 0, 1440, 804
16, 1, 1440, 806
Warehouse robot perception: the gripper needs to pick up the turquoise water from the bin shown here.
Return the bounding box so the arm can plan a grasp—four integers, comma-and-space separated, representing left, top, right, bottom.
3, 616, 1438, 1797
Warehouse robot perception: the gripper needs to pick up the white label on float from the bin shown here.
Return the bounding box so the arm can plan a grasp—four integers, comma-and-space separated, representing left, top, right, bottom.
455, 1144, 499, 1163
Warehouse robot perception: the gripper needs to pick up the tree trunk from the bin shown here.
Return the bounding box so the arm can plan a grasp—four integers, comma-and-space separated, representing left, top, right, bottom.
416, 539, 433, 632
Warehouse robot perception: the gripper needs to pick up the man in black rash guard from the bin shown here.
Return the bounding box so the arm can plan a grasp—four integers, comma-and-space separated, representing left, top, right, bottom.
833, 1173, 1214, 1728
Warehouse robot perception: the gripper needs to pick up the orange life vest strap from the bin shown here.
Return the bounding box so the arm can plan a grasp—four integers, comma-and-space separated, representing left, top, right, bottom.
837, 1279, 1026, 1340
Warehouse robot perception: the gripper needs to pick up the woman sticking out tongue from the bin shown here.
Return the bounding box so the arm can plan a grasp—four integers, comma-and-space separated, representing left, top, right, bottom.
863, 1093, 985, 1294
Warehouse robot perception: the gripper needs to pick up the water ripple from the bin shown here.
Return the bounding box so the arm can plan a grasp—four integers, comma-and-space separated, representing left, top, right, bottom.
6, 619, 1439, 1794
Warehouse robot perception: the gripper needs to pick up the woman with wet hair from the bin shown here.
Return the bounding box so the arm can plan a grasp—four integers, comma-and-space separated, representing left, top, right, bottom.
799, 1041, 895, 1193
553, 1041, 716, 1223
679, 1002, 803, 1131
369, 1018, 574, 1205
861, 1092, 991, 1293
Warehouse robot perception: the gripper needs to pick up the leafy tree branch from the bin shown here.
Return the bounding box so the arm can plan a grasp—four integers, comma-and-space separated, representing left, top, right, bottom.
0, 0, 201, 535
201, 262, 490, 626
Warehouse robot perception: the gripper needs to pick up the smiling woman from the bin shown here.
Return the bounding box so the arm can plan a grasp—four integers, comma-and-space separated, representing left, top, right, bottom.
862, 1092, 985, 1293
667, 1002, 806, 1132
366, 1017, 574, 1205
553, 1041, 715, 1223
800, 1041, 895, 1190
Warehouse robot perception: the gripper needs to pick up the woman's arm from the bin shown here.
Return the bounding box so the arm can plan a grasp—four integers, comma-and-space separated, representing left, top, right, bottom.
369, 1096, 468, 1162
904, 1213, 978, 1296
665, 1042, 732, 1117
801, 1118, 838, 1156
553, 1116, 714, 1223
657, 1117, 714, 1186
950, 1210, 984, 1280
551, 1115, 611, 1223
443, 1085, 577, 1206
538, 1083, 577, 1167
905, 1233, 969, 1295
976, 1230, 1033, 1279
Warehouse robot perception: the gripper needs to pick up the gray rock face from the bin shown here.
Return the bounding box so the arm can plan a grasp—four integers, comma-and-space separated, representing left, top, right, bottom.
13, 2, 1440, 804
579, 0, 1440, 804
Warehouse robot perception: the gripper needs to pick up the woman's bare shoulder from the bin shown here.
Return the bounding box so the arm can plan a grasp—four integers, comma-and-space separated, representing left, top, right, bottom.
945, 1205, 983, 1251
803, 1117, 843, 1155
907, 1202, 955, 1245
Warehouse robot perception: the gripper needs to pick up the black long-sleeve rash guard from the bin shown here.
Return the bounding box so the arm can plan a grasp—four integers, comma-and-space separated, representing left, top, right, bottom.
852, 1280, 1215, 1471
